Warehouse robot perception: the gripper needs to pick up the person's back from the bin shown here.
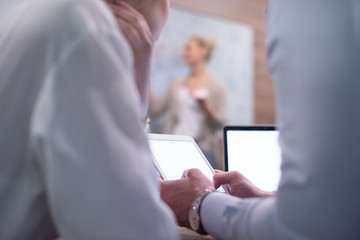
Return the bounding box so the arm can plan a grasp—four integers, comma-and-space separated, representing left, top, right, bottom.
0, 2, 59, 238
0, 0, 178, 239
265, 1, 360, 238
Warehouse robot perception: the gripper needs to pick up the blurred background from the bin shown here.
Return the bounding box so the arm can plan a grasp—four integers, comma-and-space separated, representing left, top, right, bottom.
149, 0, 274, 169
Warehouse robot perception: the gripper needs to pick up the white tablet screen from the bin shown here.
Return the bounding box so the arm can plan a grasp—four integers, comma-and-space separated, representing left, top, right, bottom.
149, 139, 225, 192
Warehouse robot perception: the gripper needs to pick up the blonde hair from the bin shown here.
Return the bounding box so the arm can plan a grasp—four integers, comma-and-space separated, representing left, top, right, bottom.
190, 36, 217, 61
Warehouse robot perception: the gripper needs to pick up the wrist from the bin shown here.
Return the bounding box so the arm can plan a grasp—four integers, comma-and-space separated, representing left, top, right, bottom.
188, 189, 213, 235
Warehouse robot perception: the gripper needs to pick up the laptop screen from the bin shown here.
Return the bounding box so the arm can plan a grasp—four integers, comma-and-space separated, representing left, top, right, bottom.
224, 126, 281, 192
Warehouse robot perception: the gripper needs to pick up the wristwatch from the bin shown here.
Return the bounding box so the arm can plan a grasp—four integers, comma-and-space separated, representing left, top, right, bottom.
189, 189, 213, 235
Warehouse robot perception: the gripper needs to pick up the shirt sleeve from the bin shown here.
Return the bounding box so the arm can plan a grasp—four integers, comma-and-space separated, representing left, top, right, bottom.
30, 25, 179, 240
200, 193, 291, 240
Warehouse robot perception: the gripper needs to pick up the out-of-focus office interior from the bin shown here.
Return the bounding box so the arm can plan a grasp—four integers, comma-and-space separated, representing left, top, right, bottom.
3, 0, 359, 239
149, 0, 272, 170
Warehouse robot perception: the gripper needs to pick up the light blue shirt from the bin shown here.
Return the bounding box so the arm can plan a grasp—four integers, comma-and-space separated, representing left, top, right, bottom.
0, 0, 179, 239
201, 1, 360, 239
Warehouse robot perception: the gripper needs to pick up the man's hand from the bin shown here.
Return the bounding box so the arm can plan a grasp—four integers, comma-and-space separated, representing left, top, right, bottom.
214, 170, 275, 198
160, 169, 215, 228
107, 1, 154, 116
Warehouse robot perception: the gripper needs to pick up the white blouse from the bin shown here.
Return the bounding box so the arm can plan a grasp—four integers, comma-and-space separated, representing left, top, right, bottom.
173, 88, 207, 139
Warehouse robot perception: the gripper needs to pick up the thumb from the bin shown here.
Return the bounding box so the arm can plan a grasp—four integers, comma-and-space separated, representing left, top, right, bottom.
181, 168, 203, 179
213, 172, 232, 189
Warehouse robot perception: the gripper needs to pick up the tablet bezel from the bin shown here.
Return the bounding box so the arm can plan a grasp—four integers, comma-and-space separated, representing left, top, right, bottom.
147, 134, 216, 181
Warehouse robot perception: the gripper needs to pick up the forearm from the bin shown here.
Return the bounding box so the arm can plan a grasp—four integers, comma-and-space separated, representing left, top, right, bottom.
201, 102, 216, 119
200, 193, 286, 240
108, 1, 155, 117
200, 101, 224, 125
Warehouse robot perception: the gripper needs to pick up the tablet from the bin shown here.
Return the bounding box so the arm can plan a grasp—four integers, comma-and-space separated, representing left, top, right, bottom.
148, 134, 226, 193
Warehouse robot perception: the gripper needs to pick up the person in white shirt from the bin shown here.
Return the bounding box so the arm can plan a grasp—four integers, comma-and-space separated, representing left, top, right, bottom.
161, 1, 360, 239
0, 0, 180, 239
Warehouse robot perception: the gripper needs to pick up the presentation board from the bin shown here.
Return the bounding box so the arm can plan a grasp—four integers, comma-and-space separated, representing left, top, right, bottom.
151, 7, 254, 127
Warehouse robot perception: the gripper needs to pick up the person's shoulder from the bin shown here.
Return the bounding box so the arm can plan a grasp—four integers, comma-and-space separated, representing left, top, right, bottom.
36, 0, 106, 18
32, 0, 114, 34
16, 0, 116, 47
15, 0, 125, 59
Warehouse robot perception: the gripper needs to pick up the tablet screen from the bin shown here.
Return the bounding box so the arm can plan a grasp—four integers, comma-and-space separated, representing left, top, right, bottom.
149, 139, 226, 192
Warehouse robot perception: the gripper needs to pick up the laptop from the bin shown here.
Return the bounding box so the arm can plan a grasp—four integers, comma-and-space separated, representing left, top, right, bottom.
224, 126, 281, 192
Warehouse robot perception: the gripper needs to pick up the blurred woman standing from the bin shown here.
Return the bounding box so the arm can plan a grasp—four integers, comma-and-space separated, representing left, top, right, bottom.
150, 36, 227, 168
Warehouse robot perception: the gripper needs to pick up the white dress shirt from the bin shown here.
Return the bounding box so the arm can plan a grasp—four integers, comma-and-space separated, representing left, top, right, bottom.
201, 1, 360, 239
0, 0, 179, 239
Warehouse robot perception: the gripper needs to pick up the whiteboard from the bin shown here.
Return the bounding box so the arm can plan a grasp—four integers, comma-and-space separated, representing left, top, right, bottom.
151, 7, 254, 126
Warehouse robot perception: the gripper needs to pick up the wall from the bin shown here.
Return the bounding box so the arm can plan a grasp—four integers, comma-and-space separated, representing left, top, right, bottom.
171, 0, 275, 124
152, 8, 254, 125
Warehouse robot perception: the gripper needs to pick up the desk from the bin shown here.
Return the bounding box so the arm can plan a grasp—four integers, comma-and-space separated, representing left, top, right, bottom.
55, 227, 214, 239
179, 227, 215, 240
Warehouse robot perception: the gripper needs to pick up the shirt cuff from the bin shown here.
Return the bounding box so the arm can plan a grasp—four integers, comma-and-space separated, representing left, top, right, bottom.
200, 192, 280, 240
200, 193, 259, 240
